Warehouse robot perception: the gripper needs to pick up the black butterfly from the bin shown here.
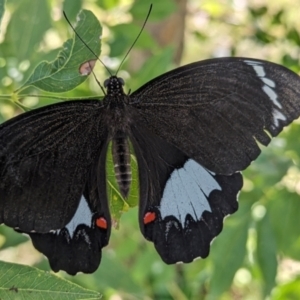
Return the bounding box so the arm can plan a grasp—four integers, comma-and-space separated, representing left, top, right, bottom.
1, 57, 300, 275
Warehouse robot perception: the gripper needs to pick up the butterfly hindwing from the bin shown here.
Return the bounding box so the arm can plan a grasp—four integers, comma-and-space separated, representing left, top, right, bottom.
130, 57, 300, 174
130, 122, 242, 263
28, 144, 111, 274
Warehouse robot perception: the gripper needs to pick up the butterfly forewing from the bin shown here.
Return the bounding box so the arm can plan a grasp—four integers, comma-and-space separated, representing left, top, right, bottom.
0, 100, 108, 232
130, 57, 300, 174
0, 99, 115, 274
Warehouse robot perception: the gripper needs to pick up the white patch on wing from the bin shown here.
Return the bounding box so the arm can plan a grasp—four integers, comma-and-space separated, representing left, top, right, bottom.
273, 108, 287, 126
159, 159, 221, 226
262, 85, 281, 108
244, 60, 286, 127
253, 65, 266, 77
244, 60, 281, 108
261, 77, 275, 87
64, 195, 93, 237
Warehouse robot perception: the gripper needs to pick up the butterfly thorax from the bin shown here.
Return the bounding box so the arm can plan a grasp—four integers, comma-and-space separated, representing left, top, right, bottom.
103, 76, 130, 110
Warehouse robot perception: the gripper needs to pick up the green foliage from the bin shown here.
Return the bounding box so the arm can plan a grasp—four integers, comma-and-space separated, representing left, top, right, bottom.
109, 23, 155, 57
19, 10, 102, 93
129, 46, 174, 91
96, 0, 122, 10
208, 200, 253, 299
0, 261, 101, 299
2, 0, 51, 62
0, 0, 300, 299
0, 226, 28, 249
0, 0, 4, 29
130, 0, 177, 21
63, 0, 82, 21
256, 211, 277, 296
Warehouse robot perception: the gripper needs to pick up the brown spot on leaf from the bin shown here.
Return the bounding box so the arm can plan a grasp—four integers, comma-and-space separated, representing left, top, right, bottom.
9, 286, 18, 293
79, 59, 97, 76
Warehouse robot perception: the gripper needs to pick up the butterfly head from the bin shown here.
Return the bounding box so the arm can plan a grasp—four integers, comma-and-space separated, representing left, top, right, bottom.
104, 76, 125, 96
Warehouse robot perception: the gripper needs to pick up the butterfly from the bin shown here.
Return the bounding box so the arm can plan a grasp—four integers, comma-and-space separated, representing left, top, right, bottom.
0, 56, 300, 275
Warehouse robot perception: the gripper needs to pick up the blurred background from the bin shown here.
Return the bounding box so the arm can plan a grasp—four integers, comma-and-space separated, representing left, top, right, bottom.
1, 0, 300, 299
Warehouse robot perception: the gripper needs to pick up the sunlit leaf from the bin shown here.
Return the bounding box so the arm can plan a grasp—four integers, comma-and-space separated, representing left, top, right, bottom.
63, 0, 83, 21
249, 6, 268, 17
208, 199, 253, 298
128, 47, 174, 91
19, 10, 102, 93
0, 261, 101, 299
272, 278, 300, 300
0, 226, 28, 249
109, 23, 155, 57
96, 0, 121, 10
282, 54, 300, 73
68, 252, 144, 296
130, 0, 176, 21
255, 29, 275, 44
201, 1, 227, 17
256, 212, 277, 297
271, 9, 284, 25
0, 0, 5, 30
3, 0, 51, 61
287, 28, 300, 46
268, 188, 300, 260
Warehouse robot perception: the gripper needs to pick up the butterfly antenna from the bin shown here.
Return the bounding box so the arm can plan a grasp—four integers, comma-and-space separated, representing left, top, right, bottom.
90, 63, 106, 95
116, 4, 153, 75
63, 11, 112, 77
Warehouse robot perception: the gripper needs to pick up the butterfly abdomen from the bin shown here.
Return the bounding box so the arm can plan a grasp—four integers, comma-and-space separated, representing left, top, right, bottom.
112, 131, 131, 198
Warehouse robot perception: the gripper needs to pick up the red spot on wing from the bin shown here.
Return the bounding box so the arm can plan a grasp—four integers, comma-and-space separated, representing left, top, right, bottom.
144, 212, 156, 224
96, 217, 107, 229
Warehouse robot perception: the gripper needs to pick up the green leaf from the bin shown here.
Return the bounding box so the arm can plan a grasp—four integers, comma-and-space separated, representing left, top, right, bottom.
202, 1, 227, 17
0, 226, 28, 249
256, 212, 277, 297
271, 9, 284, 25
283, 123, 300, 159
130, 0, 177, 21
63, 0, 83, 21
69, 252, 144, 296
287, 28, 300, 46
109, 23, 155, 57
255, 29, 275, 44
96, 0, 121, 10
268, 187, 300, 260
128, 47, 174, 91
272, 278, 300, 300
243, 142, 293, 190
281, 54, 300, 73
20, 10, 102, 93
249, 6, 268, 17
0, 0, 5, 30
0, 261, 101, 299
208, 199, 253, 299
3, 0, 51, 61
